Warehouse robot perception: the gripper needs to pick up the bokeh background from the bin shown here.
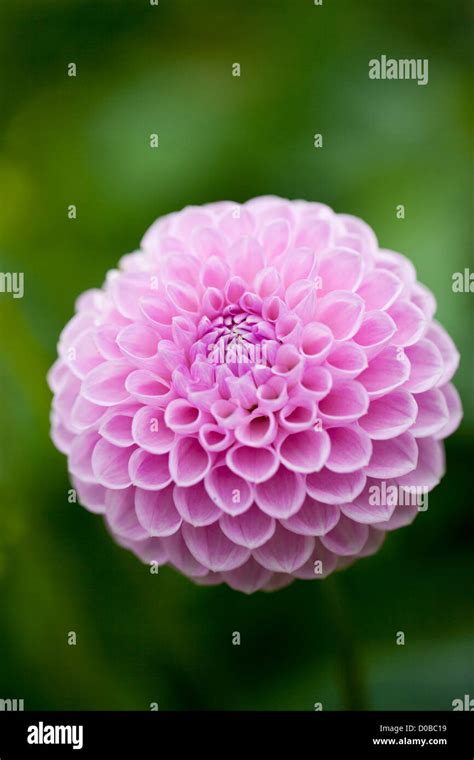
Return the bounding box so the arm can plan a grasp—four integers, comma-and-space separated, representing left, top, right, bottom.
0, 0, 472, 710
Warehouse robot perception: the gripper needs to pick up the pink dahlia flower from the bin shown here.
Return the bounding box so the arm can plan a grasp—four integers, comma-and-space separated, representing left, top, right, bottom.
48, 197, 462, 593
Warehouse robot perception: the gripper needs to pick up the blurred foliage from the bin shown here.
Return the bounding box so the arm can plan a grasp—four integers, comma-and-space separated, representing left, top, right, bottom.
0, 0, 472, 710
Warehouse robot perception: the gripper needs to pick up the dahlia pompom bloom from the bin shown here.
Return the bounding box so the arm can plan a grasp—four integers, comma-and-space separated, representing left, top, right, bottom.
48, 197, 462, 593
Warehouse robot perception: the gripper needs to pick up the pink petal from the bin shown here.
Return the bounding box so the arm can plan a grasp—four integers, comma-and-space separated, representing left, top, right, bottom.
314, 291, 365, 341
182, 522, 251, 572
300, 322, 334, 363
73, 477, 106, 514
59, 311, 95, 350
199, 423, 235, 452
219, 504, 276, 549
357, 345, 411, 398
132, 406, 175, 454
221, 558, 272, 594
317, 247, 363, 295
295, 218, 331, 252
254, 267, 282, 299
224, 374, 258, 410
118, 536, 169, 565
217, 207, 256, 241
284, 279, 318, 321
81, 361, 131, 406
387, 300, 426, 346
110, 272, 154, 320
166, 281, 200, 314
117, 323, 159, 365
281, 248, 316, 288
299, 365, 333, 401
358, 390, 418, 439
160, 252, 200, 287
192, 227, 227, 261
235, 412, 277, 447
68, 430, 100, 482
278, 429, 331, 474
372, 504, 419, 531
261, 573, 295, 592
202, 287, 225, 317
337, 214, 378, 260
225, 276, 247, 304
70, 395, 106, 431
253, 524, 315, 573
357, 269, 403, 310
174, 208, 212, 237
275, 312, 303, 344
292, 539, 339, 579
325, 424, 373, 473
173, 482, 221, 527
325, 342, 368, 379
211, 399, 247, 429
125, 370, 175, 406
396, 436, 445, 491
199, 254, 230, 290
105, 487, 148, 541
228, 237, 265, 283
279, 399, 317, 432
239, 289, 264, 314
226, 444, 279, 483
411, 282, 436, 320
256, 376, 289, 412
162, 531, 209, 577
254, 466, 306, 518
281, 496, 340, 536
260, 219, 291, 260
306, 468, 366, 505
426, 321, 460, 386
129, 449, 171, 490
377, 249, 416, 290
340, 479, 396, 524
139, 295, 174, 338
91, 439, 135, 489
320, 514, 369, 556
410, 388, 449, 437
193, 571, 225, 587
318, 380, 369, 423
47, 358, 70, 393
357, 527, 386, 557
99, 408, 137, 447
403, 339, 444, 393
53, 369, 80, 417
353, 311, 397, 359
262, 295, 287, 324
204, 464, 254, 515
272, 344, 304, 384
433, 383, 462, 439
135, 485, 182, 536
169, 437, 212, 486
66, 328, 104, 379
164, 399, 205, 434
364, 432, 418, 478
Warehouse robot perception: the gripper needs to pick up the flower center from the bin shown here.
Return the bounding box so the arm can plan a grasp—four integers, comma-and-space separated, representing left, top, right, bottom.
194, 304, 277, 373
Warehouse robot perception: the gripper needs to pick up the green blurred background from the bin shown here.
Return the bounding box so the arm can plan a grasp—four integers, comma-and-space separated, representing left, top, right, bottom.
0, 0, 472, 710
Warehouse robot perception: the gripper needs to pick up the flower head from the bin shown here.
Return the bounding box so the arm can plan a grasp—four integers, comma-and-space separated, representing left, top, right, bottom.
48, 197, 462, 592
